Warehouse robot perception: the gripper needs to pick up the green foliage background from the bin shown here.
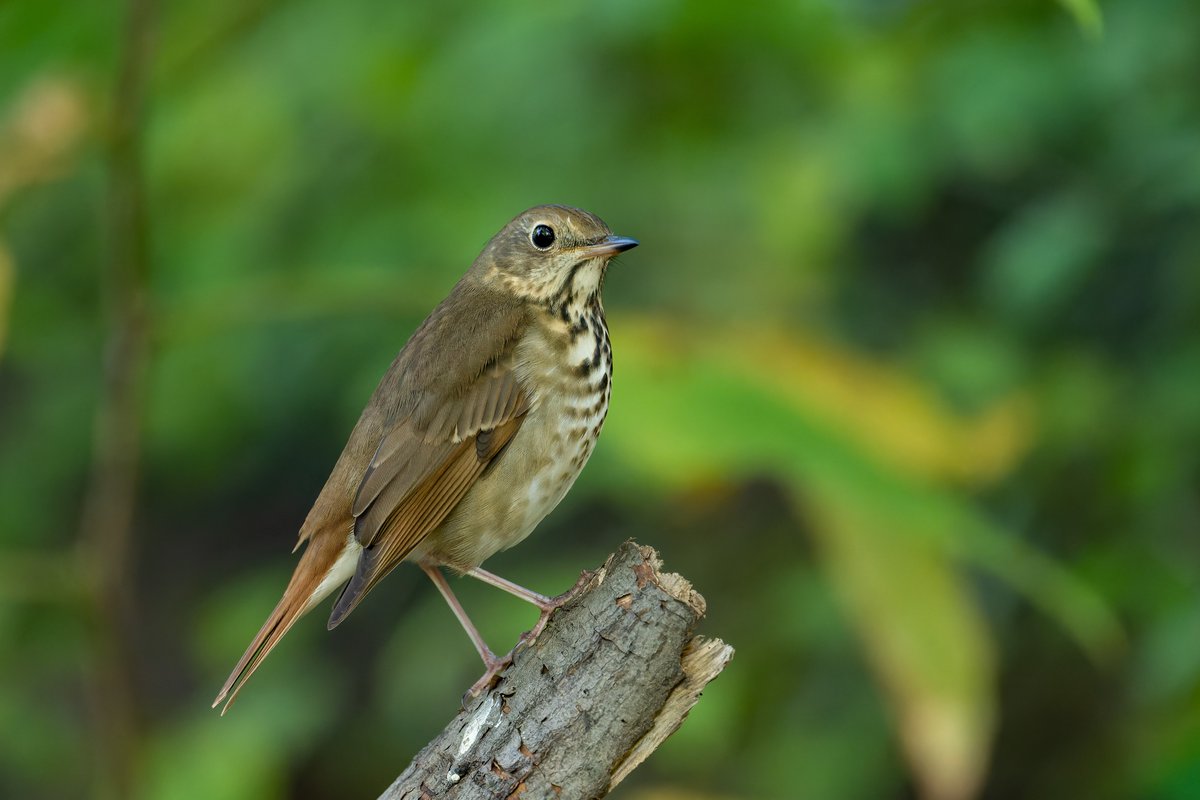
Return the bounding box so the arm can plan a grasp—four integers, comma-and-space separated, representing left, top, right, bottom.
2, 0, 1198, 798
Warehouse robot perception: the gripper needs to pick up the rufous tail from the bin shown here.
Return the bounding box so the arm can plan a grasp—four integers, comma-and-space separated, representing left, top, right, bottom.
212, 533, 359, 714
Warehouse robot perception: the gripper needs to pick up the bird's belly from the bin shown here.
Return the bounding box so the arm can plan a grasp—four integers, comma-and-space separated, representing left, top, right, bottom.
413, 385, 609, 571
505, 399, 605, 540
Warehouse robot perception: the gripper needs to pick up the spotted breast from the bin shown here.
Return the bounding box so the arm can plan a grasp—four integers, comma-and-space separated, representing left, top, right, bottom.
409, 288, 612, 571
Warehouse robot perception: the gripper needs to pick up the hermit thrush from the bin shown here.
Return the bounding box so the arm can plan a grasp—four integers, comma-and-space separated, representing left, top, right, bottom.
213, 205, 637, 712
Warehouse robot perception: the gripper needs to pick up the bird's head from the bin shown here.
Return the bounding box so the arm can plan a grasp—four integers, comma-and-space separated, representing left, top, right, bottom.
475, 204, 638, 307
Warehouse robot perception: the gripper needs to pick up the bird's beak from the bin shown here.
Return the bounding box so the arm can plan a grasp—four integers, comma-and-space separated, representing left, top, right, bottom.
578, 235, 639, 259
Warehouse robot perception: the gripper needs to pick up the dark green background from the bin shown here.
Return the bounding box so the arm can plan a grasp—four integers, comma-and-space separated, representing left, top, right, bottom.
2, 0, 1198, 798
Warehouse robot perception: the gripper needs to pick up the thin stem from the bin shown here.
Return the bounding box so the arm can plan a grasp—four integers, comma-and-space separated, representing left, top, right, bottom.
77, 1, 155, 797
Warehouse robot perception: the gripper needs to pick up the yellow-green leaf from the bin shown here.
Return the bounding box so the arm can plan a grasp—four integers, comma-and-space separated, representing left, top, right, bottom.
1057, 0, 1104, 39
807, 493, 994, 800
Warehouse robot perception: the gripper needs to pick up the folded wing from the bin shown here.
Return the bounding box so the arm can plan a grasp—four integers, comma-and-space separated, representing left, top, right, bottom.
327, 347, 530, 627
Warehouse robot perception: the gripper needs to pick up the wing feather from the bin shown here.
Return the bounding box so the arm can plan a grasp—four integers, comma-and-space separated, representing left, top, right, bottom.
329, 318, 532, 627
328, 415, 524, 627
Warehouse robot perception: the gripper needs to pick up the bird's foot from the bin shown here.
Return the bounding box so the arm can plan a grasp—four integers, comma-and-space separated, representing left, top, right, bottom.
518, 568, 594, 645
460, 571, 594, 706
462, 650, 514, 707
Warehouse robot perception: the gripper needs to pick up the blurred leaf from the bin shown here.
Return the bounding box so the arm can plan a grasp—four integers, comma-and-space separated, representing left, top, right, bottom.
1057, 0, 1104, 39
0, 76, 88, 365
605, 315, 1032, 486
0, 76, 89, 205
912, 320, 1026, 411
980, 192, 1108, 324
709, 326, 1034, 487
807, 494, 993, 800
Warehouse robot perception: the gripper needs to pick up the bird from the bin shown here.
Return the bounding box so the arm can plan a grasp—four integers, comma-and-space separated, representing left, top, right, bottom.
213, 204, 638, 713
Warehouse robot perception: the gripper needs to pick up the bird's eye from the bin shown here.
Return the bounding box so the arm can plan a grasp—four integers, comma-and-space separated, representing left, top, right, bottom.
530, 224, 556, 250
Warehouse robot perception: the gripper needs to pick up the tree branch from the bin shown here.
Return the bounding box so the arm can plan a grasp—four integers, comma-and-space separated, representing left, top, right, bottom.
379, 541, 733, 800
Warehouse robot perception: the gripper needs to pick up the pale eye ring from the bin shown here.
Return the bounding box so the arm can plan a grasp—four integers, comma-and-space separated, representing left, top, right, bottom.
530, 224, 556, 250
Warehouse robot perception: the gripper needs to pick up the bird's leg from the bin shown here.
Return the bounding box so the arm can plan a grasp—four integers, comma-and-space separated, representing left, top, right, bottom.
426, 565, 593, 701
465, 566, 592, 645
420, 564, 513, 698
464, 567, 553, 608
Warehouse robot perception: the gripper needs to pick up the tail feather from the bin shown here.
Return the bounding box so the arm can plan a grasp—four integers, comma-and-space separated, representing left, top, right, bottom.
211, 593, 307, 714
213, 532, 361, 714
327, 545, 391, 630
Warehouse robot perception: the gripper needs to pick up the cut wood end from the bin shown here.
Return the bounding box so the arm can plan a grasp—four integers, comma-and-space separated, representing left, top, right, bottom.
622, 541, 707, 616
656, 570, 706, 616
608, 635, 735, 789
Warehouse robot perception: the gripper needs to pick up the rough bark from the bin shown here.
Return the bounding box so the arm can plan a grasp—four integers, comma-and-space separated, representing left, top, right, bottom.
379, 541, 733, 800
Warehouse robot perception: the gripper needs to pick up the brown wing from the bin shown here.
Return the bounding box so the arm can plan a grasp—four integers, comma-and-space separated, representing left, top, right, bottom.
215, 282, 531, 713
327, 351, 530, 628
351, 363, 529, 527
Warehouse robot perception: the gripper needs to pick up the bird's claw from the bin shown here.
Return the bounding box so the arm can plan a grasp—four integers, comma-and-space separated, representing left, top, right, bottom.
462, 650, 513, 708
